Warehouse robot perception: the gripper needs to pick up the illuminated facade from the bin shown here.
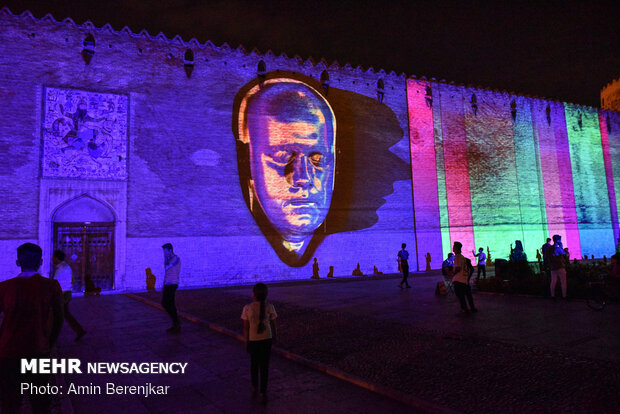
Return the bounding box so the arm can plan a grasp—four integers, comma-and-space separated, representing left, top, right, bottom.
0, 8, 618, 291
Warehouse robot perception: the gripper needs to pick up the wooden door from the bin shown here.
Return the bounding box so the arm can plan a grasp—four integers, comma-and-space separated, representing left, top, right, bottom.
53, 223, 115, 292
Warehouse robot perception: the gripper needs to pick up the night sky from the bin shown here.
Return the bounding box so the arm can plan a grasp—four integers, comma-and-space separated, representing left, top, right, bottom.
3, 0, 619, 107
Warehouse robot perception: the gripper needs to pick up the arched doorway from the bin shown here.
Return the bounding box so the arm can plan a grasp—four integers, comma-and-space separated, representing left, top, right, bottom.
52, 196, 115, 292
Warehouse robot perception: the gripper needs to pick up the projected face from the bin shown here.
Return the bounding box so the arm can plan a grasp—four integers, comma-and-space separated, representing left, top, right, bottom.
240, 79, 336, 251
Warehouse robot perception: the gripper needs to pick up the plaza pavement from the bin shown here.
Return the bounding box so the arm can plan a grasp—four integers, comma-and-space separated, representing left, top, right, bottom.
50, 271, 620, 413
52, 283, 418, 414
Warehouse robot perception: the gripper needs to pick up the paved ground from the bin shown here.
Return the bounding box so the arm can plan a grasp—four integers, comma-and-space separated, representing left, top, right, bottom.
238, 272, 620, 363
51, 286, 416, 414
43, 272, 620, 413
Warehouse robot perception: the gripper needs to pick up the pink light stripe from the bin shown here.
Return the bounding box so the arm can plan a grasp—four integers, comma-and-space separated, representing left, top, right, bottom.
555, 107, 581, 259
407, 80, 443, 268
599, 111, 620, 243
440, 87, 475, 258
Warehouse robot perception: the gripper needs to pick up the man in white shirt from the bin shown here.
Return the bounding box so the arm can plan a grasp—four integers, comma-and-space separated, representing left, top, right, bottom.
162, 243, 181, 333
52, 250, 86, 341
451, 242, 477, 314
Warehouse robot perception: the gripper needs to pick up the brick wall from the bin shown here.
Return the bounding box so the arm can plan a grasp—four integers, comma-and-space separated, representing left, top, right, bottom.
0, 9, 413, 285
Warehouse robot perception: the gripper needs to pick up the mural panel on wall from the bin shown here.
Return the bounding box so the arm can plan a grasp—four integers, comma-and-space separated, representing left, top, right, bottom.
42, 87, 128, 180
234, 73, 410, 266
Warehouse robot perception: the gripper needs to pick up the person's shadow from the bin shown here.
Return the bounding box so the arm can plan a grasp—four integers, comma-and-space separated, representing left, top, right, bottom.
325, 87, 409, 234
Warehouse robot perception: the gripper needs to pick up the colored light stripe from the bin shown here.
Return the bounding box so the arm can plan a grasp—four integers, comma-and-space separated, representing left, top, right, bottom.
512, 98, 547, 259
439, 85, 475, 259
466, 91, 528, 261
407, 79, 443, 269
598, 111, 620, 244
534, 101, 569, 244
528, 104, 550, 239
607, 112, 620, 248
432, 84, 452, 261
552, 106, 581, 258
565, 105, 613, 258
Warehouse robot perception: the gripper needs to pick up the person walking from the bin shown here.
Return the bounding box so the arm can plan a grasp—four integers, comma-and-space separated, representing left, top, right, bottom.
242, 283, 277, 403
397, 243, 411, 288
549, 235, 568, 299
0, 243, 64, 414
472, 247, 486, 279
52, 250, 86, 341
162, 243, 181, 333
451, 242, 477, 314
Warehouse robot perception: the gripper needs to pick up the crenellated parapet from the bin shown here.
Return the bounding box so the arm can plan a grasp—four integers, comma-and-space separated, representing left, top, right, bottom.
601, 77, 620, 111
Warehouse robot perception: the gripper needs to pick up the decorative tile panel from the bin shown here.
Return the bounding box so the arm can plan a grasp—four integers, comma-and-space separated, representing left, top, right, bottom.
42, 87, 128, 179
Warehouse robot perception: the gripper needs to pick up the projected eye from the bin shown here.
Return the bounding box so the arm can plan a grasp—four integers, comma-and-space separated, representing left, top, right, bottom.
270, 150, 294, 165
309, 153, 323, 168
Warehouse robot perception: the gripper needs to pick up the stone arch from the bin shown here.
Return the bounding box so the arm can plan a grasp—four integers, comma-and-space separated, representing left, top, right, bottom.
52, 194, 116, 223
51, 194, 117, 292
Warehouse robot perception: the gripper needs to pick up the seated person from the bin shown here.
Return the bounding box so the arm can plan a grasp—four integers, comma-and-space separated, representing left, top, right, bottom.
442, 253, 455, 276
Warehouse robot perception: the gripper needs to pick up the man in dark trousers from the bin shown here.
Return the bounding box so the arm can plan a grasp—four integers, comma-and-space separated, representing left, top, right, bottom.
52, 250, 86, 341
397, 243, 411, 288
162, 243, 181, 333
451, 241, 477, 314
472, 247, 487, 279
0, 243, 64, 414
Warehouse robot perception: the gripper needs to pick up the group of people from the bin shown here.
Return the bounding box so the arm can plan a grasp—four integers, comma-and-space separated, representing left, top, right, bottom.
402, 242, 478, 314
0, 242, 278, 410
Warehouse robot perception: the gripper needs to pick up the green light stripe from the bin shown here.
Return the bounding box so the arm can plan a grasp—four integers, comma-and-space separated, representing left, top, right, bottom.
467, 92, 523, 261
433, 84, 452, 259
564, 105, 614, 257
513, 99, 547, 260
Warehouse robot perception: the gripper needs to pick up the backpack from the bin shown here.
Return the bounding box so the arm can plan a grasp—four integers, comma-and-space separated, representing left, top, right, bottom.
435, 281, 447, 296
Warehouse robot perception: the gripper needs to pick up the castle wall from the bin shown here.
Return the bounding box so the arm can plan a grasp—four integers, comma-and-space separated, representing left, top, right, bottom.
408, 78, 620, 265
0, 9, 618, 289
0, 10, 413, 288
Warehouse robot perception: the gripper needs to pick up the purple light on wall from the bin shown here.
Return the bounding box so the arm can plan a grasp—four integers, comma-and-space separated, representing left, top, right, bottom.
555, 105, 581, 259
534, 101, 568, 243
